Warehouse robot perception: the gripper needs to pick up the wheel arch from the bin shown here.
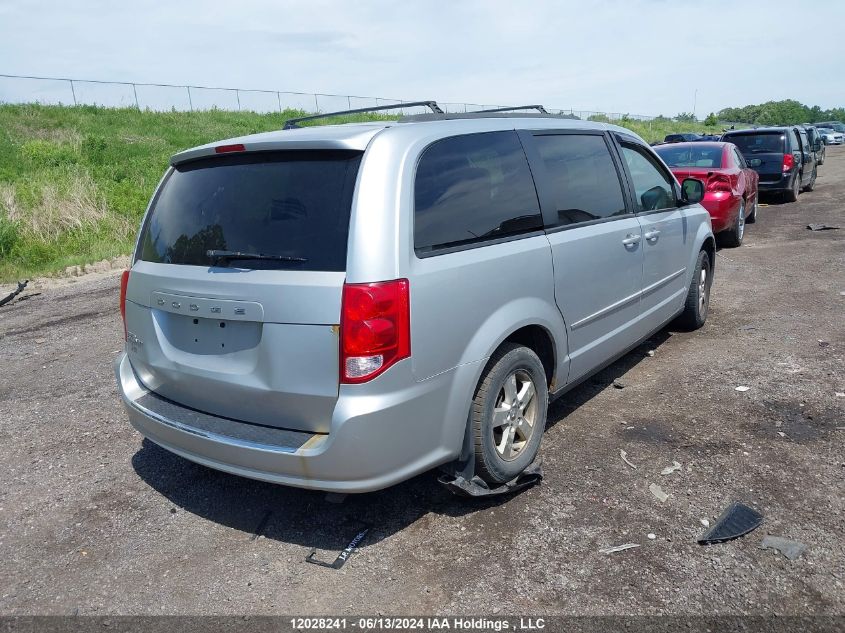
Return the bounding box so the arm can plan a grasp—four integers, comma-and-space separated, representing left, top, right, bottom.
702, 234, 716, 274
500, 324, 557, 389
456, 294, 568, 390
438, 318, 563, 473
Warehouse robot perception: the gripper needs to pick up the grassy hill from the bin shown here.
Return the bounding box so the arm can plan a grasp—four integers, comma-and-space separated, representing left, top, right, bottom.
0, 104, 722, 282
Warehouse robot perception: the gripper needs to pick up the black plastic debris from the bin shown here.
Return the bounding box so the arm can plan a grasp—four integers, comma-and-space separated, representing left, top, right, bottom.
0, 280, 28, 308
806, 223, 840, 231
438, 458, 543, 498
305, 526, 369, 570
760, 535, 807, 560
698, 502, 763, 544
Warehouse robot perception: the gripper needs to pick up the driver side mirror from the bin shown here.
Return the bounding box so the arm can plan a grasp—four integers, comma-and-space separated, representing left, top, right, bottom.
813, 140, 822, 151
680, 178, 705, 205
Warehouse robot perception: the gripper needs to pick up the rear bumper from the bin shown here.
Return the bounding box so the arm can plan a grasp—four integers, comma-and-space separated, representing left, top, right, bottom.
757, 173, 794, 193
116, 352, 468, 492
701, 193, 741, 233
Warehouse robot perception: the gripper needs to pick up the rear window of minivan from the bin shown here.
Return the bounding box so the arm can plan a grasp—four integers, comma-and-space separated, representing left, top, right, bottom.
727, 132, 785, 154
138, 150, 362, 271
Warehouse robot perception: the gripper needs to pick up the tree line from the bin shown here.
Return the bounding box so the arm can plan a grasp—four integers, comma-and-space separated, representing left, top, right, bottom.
716, 99, 845, 125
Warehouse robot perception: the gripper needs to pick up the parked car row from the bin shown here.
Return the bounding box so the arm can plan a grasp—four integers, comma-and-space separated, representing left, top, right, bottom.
814, 120, 845, 137
817, 126, 844, 145
652, 122, 832, 248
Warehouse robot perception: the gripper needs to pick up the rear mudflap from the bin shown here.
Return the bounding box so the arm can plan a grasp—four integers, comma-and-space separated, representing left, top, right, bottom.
437, 415, 543, 497
437, 458, 543, 498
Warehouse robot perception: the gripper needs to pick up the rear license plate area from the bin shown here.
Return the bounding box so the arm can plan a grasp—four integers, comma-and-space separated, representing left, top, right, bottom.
155, 311, 261, 355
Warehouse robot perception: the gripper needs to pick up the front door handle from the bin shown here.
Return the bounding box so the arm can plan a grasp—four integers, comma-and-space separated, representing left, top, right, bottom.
622, 234, 641, 246
644, 230, 661, 242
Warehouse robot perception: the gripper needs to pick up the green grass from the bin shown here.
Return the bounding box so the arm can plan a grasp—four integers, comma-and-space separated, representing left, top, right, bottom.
588, 114, 724, 143
0, 104, 724, 282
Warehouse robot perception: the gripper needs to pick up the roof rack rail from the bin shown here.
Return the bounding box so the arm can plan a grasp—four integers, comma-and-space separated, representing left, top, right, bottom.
283, 100, 444, 129
475, 105, 549, 114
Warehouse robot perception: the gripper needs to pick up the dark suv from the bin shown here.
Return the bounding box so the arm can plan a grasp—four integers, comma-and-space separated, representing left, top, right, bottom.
721, 127, 817, 202
664, 133, 702, 143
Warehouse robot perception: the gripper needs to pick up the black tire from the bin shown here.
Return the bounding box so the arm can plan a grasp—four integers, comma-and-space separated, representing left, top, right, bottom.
472, 343, 548, 485
675, 249, 712, 331
746, 197, 757, 224
720, 200, 745, 248
784, 173, 800, 202
803, 168, 817, 192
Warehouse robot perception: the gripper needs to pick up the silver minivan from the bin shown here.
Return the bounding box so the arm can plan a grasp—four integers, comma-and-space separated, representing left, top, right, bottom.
116, 108, 714, 493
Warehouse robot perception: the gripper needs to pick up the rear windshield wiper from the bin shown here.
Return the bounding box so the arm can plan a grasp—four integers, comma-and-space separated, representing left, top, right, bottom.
206, 249, 307, 266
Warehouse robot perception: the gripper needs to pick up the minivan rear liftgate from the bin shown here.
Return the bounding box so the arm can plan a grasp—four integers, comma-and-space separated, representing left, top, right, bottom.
122, 149, 363, 434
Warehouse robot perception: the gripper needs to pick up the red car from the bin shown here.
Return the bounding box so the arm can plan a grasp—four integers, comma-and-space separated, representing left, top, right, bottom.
654, 142, 759, 247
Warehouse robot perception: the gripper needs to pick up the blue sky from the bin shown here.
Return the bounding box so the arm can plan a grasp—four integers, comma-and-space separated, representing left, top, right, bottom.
1, 0, 843, 116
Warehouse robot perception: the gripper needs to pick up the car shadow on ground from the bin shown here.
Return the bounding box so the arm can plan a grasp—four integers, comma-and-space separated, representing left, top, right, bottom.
546, 330, 672, 430
131, 330, 674, 554
758, 192, 790, 205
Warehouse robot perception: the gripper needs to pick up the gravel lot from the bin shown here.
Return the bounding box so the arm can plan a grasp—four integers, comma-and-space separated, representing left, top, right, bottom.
1, 148, 843, 617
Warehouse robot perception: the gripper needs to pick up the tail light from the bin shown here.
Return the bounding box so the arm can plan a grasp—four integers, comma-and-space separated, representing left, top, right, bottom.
782, 154, 795, 172
119, 269, 130, 340
706, 174, 732, 193
340, 279, 410, 384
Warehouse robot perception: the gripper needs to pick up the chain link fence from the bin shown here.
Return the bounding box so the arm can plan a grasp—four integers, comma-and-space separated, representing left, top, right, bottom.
0, 73, 657, 122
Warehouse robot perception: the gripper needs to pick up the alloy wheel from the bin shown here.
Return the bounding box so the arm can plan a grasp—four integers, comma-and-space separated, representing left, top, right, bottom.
491, 370, 538, 461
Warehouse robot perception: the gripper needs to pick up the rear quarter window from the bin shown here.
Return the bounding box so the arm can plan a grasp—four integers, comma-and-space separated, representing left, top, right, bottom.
138, 150, 362, 271
413, 131, 542, 254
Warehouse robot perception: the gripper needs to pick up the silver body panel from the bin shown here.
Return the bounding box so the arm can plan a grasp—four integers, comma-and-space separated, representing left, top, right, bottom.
546, 217, 644, 383
117, 116, 714, 492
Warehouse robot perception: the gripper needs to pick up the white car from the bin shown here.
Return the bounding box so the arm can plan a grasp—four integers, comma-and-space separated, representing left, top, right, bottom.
817, 128, 843, 145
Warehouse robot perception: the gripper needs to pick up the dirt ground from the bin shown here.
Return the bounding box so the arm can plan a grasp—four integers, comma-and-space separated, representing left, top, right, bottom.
1, 148, 843, 617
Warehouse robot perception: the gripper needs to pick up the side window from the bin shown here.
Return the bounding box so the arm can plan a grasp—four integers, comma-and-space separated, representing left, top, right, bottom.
732, 147, 747, 169
532, 134, 627, 227
620, 144, 677, 211
414, 131, 541, 253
